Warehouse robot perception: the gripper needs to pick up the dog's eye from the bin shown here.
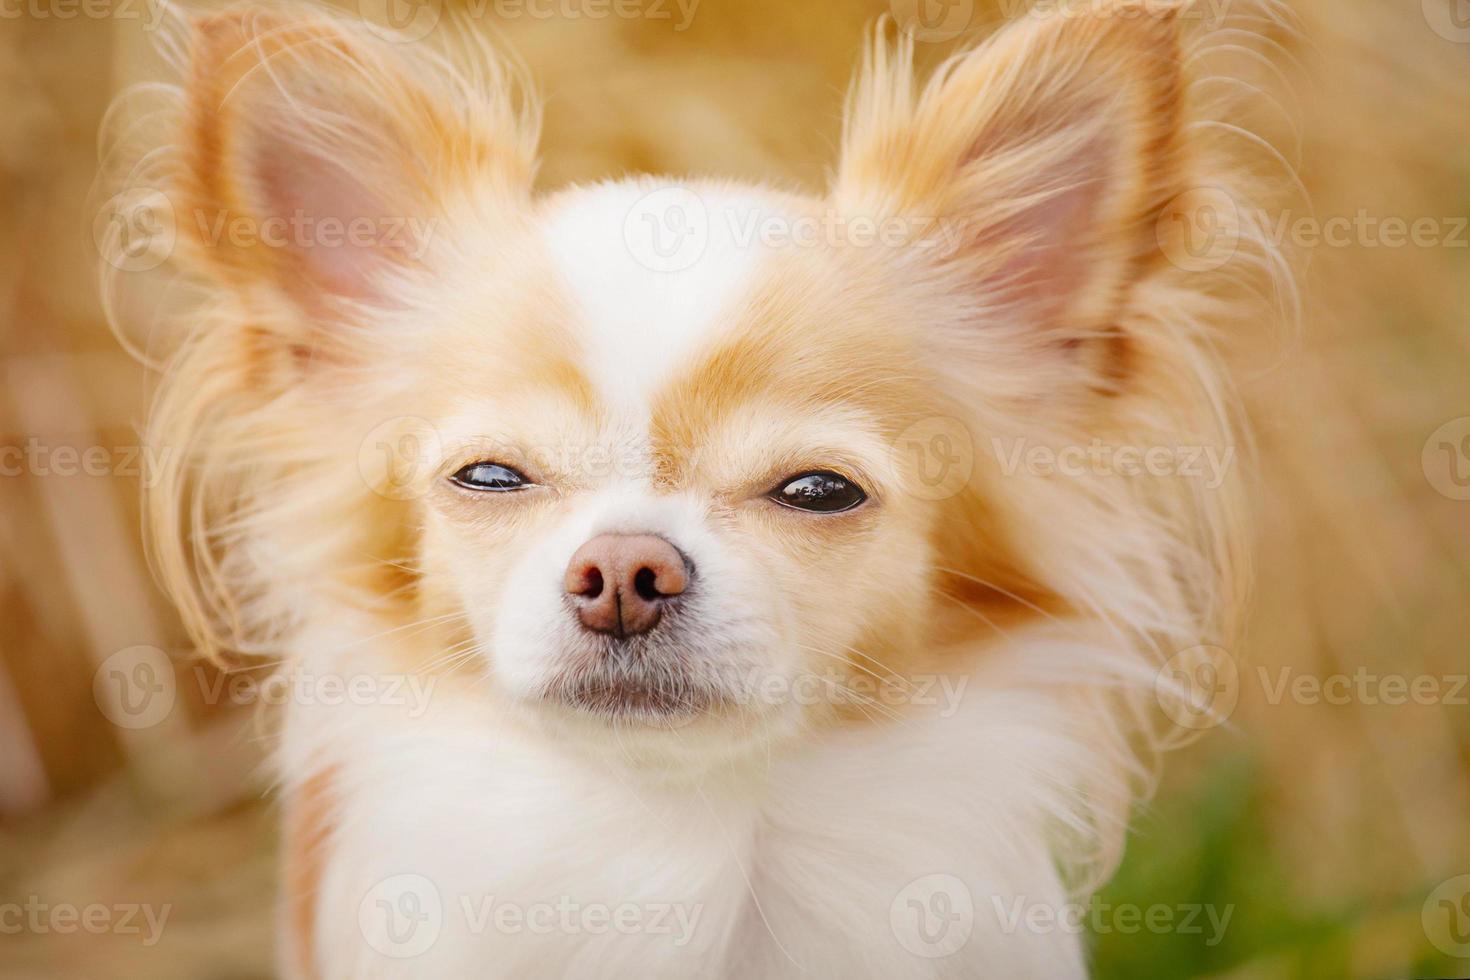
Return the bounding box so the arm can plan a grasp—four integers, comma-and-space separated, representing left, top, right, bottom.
449, 462, 531, 492
770, 471, 867, 513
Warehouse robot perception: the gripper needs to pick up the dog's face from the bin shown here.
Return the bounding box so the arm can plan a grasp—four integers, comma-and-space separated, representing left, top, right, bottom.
151, 8, 1211, 748
405, 183, 937, 736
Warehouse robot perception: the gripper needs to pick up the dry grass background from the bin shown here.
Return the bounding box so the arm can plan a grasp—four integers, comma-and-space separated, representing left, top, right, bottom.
0, 0, 1466, 977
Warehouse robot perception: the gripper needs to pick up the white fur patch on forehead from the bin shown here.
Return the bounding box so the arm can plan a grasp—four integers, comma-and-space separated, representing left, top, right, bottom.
538, 179, 786, 418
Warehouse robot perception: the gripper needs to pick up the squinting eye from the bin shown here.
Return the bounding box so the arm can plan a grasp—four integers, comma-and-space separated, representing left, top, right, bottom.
769, 471, 867, 514
449, 461, 531, 492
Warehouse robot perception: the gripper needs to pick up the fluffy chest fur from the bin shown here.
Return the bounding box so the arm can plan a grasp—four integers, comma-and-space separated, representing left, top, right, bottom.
281, 618, 1114, 980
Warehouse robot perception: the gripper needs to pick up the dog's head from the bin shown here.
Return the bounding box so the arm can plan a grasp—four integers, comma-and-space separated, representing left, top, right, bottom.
122, 5, 1253, 752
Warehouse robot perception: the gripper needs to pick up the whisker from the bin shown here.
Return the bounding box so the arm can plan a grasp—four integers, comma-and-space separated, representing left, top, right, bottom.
795, 641, 920, 697
935, 589, 1014, 642
932, 565, 1062, 627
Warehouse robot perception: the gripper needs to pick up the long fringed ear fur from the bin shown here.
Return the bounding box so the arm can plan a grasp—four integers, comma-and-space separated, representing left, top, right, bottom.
176, 7, 537, 326
836, 4, 1191, 404
100, 6, 541, 661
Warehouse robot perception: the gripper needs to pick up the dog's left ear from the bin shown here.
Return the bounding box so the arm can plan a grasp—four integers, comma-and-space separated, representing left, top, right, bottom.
175, 9, 536, 315
835, 5, 1188, 394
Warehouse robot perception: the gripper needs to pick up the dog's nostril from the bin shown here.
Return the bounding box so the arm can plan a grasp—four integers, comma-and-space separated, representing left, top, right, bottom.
579, 567, 604, 599
633, 566, 659, 601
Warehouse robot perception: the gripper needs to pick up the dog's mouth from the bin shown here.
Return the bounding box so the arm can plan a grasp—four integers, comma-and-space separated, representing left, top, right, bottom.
531, 627, 776, 728
545, 673, 716, 722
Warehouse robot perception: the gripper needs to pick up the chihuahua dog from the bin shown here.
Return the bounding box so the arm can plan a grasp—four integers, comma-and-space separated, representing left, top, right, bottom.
102, 1, 1286, 976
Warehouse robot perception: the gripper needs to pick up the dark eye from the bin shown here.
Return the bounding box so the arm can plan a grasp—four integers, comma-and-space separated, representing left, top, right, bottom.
770, 471, 867, 513
449, 461, 531, 492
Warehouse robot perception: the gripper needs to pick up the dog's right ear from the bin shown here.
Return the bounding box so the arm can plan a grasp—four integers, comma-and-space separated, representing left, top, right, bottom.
834, 6, 1189, 403
176, 9, 536, 316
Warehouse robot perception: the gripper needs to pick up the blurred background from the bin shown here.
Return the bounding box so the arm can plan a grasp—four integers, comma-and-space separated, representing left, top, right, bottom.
1, 0, 1467, 977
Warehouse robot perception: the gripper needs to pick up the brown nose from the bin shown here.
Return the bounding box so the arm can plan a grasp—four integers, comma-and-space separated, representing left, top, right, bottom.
564, 534, 690, 637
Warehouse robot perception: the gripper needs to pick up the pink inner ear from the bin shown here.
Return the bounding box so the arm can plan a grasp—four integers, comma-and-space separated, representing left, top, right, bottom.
249, 127, 406, 301
991, 174, 1109, 328
970, 127, 1120, 334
